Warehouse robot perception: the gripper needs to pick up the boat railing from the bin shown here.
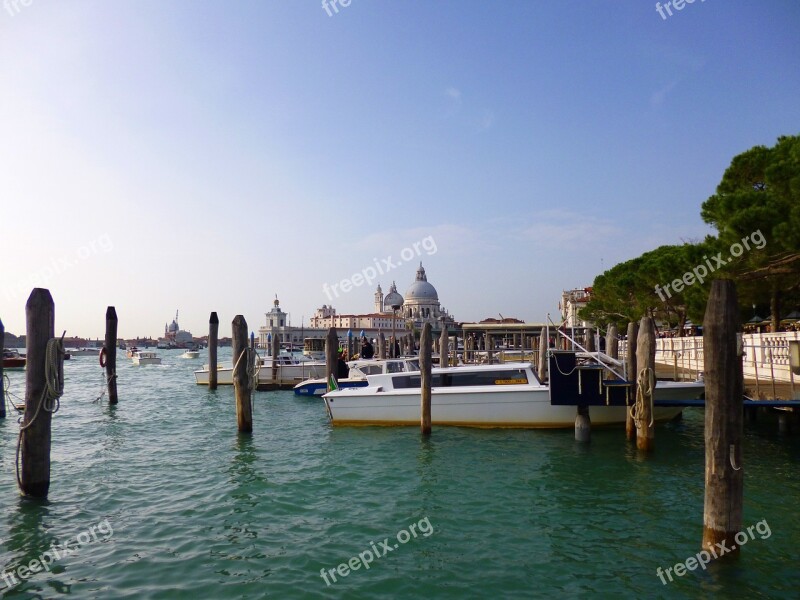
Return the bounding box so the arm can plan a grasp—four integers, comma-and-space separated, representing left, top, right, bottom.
546, 316, 627, 381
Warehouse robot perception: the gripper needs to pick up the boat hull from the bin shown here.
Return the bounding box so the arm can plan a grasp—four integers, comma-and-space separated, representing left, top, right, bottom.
2, 358, 26, 370
293, 379, 369, 397
323, 382, 697, 428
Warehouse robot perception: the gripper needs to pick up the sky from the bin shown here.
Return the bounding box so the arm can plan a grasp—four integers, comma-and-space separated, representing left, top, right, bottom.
1, 0, 798, 339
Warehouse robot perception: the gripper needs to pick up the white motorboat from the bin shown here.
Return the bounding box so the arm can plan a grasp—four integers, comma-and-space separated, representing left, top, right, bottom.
180, 349, 200, 359
293, 357, 421, 396
194, 352, 326, 387
321, 357, 704, 429
132, 351, 162, 366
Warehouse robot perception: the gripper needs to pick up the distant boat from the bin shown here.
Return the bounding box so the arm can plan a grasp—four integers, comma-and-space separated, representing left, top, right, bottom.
180, 349, 200, 359
194, 352, 325, 387
2, 348, 26, 370
132, 351, 162, 366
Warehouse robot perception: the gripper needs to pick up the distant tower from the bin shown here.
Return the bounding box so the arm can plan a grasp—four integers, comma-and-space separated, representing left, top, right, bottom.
374, 283, 384, 313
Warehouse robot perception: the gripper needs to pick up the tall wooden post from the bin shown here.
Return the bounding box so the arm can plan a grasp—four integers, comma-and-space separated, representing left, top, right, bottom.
20, 289, 55, 497
606, 324, 618, 360
487, 334, 493, 363
537, 327, 548, 382
104, 307, 118, 405
420, 322, 432, 435
636, 316, 655, 451
440, 326, 449, 369
272, 332, 280, 385
378, 332, 386, 359
232, 315, 252, 433
208, 312, 219, 390
585, 326, 595, 352
625, 321, 639, 441
702, 280, 744, 554
575, 404, 590, 442
325, 327, 338, 391
0, 318, 5, 419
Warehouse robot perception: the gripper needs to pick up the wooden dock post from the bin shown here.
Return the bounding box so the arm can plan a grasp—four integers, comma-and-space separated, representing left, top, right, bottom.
272, 332, 280, 385
625, 321, 638, 441
575, 405, 591, 442
19, 289, 59, 498
585, 326, 595, 352
635, 316, 655, 451
0, 318, 5, 419
702, 280, 744, 555
538, 327, 548, 382
606, 324, 618, 360
378, 332, 386, 360
208, 312, 219, 390
104, 307, 118, 405
231, 315, 252, 433
325, 327, 338, 391
440, 326, 449, 369
420, 322, 432, 435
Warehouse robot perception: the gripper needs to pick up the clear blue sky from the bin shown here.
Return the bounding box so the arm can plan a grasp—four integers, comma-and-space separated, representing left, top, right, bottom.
1, 0, 798, 338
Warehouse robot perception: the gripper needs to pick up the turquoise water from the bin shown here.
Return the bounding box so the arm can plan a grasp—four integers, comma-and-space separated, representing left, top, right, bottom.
1, 349, 799, 599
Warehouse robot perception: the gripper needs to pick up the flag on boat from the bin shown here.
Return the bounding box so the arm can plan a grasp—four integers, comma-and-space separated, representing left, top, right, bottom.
328, 374, 339, 392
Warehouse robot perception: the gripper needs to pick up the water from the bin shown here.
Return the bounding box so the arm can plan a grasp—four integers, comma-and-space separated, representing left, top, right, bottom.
1, 350, 799, 599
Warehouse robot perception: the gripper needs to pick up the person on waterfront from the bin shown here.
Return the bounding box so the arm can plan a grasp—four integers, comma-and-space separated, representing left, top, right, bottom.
360, 337, 375, 359
337, 348, 350, 379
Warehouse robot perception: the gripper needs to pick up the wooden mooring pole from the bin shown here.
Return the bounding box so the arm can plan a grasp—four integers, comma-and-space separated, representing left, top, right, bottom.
208, 312, 219, 390
104, 307, 118, 404
625, 321, 638, 441
440, 326, 449, 369
272, 332, 280, 386
0, 318, 5, 419
232, 315, 252, 433
635, 316, 655, 451
19, 289, 57, 497
538, 327, 548, 382
420, 322, 432, 435
606, 324, 618, 360
326, 327, 338, 391
702, 279, 743, 555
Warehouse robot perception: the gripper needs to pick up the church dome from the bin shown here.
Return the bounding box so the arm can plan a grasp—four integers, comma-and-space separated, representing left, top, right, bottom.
404, 263, 438, 302
383, 281, 404, 310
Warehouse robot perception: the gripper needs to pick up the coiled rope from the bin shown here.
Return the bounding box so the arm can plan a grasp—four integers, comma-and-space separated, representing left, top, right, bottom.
16, 338, 66, 486
630, 367, 655, 430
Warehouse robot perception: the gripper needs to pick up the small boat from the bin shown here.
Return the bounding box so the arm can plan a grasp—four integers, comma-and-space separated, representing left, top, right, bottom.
180, 349, 200, 359
126, 346, 139, 358
132, 351, 162, 365
321, 353, 704, 428
294, 358, 421, 396
194, 352, 326, 388
2, 348, 26, 370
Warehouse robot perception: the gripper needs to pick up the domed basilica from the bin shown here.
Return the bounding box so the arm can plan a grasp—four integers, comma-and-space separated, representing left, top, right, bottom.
374, 263, 454, 330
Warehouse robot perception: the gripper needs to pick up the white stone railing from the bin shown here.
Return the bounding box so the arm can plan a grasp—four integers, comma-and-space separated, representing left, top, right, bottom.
619, 331, 800, 384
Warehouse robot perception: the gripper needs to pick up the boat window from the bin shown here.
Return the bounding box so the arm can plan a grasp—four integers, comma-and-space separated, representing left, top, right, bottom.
391, 369, 528, 388
386, 362, 405, 373
361, 365, 383, 375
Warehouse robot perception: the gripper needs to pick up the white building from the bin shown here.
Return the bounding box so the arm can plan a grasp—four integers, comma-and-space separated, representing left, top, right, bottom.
560, 288, 593, 328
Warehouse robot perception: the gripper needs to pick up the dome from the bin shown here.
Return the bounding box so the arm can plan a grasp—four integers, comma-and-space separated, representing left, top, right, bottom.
404, 263, 438, 302
169, 320, 179, 333
383, 281, 404, 310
